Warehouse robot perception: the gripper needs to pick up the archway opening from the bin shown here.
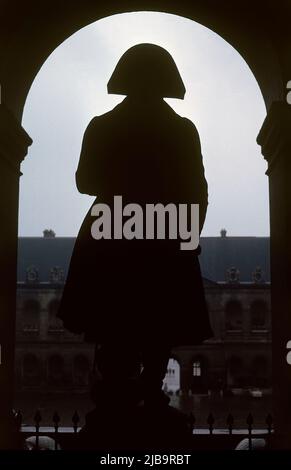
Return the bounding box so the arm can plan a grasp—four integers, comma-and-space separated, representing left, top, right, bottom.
19, 11, 268, 239
163, 358, 181, 393
16, 10, 269, 425
191, 356, 208, 394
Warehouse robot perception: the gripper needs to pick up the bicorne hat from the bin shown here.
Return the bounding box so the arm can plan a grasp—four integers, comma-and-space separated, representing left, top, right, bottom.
107, 43, 186, 99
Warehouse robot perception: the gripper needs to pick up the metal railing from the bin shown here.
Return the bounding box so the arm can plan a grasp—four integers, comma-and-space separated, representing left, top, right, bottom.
15, 410, 273, 451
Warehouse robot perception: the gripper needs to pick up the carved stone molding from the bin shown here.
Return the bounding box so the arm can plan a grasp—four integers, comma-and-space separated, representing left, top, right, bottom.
257, 101, 291, 175
50, 266, 64, 284
226, 266, 240, 284
0, 104, 32, 174
252, 266, 264, 284
26, 265, 39, 284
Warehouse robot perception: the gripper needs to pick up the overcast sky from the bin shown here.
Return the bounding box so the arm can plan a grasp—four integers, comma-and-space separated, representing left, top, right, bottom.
19, 12, 268, 237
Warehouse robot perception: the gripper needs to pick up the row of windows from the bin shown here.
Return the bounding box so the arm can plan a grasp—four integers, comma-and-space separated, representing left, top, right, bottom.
20, 298, 269, 314
21, 354, 91, 386
227, 355, 269, 375
164, 356, 269, 378
19, 299, 62, 332
22, 356, 202, 382
166, 361, 201, 377
163, 356, 270, 392
225, 299, 268, 331
19, 353, 270, 392
18, 298, 269, 336
20, 298, 60, 315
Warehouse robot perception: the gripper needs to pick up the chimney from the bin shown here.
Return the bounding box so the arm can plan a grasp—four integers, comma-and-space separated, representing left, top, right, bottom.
43, 229, 56, 238
220, 228, 227, 238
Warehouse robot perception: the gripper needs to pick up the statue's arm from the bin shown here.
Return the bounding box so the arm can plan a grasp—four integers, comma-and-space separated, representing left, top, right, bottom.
183, 118, 208, 234
75, 117, 100, 195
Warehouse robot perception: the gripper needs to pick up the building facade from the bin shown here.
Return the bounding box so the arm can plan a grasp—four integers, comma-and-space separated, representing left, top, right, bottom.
15, 231, 271, 395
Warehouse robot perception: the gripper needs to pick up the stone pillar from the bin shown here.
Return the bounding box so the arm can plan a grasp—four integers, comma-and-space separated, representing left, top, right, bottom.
257, 101, 291, 449
0, 105, 32, 448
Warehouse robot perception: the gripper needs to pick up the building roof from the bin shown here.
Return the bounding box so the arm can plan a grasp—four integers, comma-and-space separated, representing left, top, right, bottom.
17, 236, 270, 283
199, 236, 270, 283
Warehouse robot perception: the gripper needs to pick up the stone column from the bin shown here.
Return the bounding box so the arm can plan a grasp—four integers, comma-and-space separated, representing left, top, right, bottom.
0, 105, 32, 448
257, 101, 291, 449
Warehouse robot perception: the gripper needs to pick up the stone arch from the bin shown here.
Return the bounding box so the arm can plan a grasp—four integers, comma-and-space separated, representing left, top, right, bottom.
2, 5, 285, 119
1, 2, 291, 447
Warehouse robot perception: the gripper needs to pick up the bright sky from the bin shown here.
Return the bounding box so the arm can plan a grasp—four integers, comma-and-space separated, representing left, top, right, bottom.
19, 12, 269, 237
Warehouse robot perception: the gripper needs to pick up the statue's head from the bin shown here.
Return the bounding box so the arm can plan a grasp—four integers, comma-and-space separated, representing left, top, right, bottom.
107, 43, 185, 99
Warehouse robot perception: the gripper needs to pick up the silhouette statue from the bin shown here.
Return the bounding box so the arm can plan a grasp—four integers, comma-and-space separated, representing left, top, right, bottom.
57, 43, 213, 447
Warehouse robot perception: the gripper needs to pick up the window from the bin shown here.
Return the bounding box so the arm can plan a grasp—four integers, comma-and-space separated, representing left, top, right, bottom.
22, 299, 40, 332
228, 356, 243, 375
225, 300, 243, 331
193, 361, 201, 376
251, 355, 268, 376
250, 356, 269, 387
48, 355, 65, 385
228, 355, 244, 386
22, 354, 40, 386
191, 357, 207, 393
73, 355, 90, 386
250, 300, 267, 330
48, 299, 63, 332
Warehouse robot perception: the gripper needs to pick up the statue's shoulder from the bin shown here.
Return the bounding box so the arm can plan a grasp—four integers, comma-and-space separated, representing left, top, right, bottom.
85, 102, 124, 132
163, 102, 198, 133
182, 116, 199, 133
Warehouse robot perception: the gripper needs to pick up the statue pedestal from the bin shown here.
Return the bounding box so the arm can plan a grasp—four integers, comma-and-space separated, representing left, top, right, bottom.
77, 403, 192, 451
